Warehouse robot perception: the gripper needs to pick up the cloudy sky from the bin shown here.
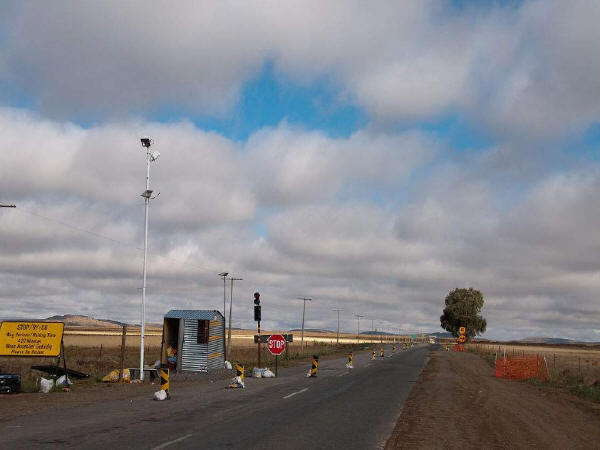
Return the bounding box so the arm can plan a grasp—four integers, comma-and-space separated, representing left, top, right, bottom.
2, 1, 600, 341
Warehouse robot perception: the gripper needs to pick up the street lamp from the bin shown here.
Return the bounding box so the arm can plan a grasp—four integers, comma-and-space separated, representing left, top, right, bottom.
138, 136, 159, 381
218, 272, 229, 326
227, 277, 243, 356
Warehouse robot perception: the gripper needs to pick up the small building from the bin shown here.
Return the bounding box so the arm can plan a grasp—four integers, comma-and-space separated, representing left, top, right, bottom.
161, 310, 225, 373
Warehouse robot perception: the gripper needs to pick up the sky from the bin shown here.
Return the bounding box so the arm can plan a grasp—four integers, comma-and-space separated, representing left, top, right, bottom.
1, 0, 600, 341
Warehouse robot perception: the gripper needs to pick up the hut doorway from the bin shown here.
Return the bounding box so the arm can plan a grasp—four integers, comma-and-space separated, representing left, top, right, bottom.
163, 318, 180, 370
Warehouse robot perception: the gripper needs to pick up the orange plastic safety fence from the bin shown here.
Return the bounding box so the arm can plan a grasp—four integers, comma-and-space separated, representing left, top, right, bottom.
494, 356, 549, 382
452, 344, 465, 352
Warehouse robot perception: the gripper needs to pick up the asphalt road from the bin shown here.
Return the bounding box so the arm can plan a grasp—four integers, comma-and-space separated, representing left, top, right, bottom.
3, 344, 430, 449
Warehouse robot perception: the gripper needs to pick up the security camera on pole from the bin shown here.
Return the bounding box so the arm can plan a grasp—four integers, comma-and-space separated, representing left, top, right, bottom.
138, 137, 160, 381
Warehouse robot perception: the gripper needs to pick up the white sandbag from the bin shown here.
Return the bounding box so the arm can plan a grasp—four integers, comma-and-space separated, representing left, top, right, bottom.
252, 367, 266, 378
153, 389, 168, 401
229, 376, 245, 388
262, 369, 275, 378
345, 363, 353, 369
306, 370, 312, 378
56, 375, 72, 386
40, 377, 54, 393
224, 361, 232, 370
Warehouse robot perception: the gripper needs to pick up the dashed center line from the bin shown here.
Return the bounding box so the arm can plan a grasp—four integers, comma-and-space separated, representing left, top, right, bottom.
152, 433, 193, 449
283, 387, 309, 399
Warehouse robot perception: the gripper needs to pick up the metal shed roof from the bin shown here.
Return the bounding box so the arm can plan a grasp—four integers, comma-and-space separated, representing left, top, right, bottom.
164, 310, 222, 320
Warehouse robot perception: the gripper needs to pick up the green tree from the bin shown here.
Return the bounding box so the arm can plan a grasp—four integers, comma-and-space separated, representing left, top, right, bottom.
440, 287, 487, 339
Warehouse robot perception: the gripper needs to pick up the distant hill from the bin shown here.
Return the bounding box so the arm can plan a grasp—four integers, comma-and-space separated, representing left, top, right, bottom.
518, 337, 578, 345
289, 328, 334, 333
45, 314, 126, 328
429, 332, 453, 338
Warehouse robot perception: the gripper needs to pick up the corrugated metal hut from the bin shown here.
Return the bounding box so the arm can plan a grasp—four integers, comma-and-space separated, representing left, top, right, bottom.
161, 310, 225, 373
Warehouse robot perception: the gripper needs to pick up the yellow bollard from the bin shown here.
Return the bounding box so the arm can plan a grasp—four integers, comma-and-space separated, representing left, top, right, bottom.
380, 348, 384, 358
348, 352, 353, 366
392, 345, 396, 353
230, 362, 244, 388
160, 365, 170, 398
310, 355, 319, 377
371, 350, 376, 360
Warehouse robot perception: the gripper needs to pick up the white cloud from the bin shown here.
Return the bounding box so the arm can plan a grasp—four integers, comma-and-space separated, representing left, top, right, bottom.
3, 1, 600, 137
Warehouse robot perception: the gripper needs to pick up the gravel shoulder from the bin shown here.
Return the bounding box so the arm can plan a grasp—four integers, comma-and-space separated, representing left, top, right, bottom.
386, 348, 600, 449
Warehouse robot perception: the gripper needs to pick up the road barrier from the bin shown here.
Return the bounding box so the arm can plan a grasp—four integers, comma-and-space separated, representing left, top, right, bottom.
392, 345, 396, 353
310, 355, 319, 377
495, 356, 549, 382
371, 350, 376, 360
229, 362, 245, 388
159, 365, 170, 398
346, 352, 353, 369
380, 348, 384, 358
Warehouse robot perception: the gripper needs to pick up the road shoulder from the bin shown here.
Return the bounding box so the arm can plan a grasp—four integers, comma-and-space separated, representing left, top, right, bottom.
386, 348, 600, 449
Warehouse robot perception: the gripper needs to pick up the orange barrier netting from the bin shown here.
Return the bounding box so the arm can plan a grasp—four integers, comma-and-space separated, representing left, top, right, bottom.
494, 356, 549, 381
452, 344, 465, 352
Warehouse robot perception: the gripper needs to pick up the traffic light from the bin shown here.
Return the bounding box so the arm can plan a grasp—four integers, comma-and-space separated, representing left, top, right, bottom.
254, 305, 261, 321
254, 292, 260, 305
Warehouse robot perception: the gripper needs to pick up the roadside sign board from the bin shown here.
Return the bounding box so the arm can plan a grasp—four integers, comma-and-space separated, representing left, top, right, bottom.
459, 327, 466, 335
457, 335, 466, 343
267, 334, 286, 356
0, 321, 64, 357
254, 334, 293, 344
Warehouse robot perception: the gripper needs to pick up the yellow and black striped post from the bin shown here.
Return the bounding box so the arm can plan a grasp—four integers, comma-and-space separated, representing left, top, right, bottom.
235, 362, 244, 383
392, 345, 396, 353
348, 352, 353, 366
380, 347, 384, 358
310, 355, 319, 377
371, 350, 376, 360
402, 342, 407, 350
160, 365, 170, 398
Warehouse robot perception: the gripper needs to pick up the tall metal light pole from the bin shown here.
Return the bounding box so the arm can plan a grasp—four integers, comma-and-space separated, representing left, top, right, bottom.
297, 298, 312, 351
218, 272, 229, 340
371, 319, 375, 343
139, 137, 159, 381
227, 277, 243, 356
355, 314, 364, 343
332, 309, 343, 345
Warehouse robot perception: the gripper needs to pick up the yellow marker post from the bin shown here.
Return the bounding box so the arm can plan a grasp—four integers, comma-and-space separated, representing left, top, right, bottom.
348, 352, 353, 366
392, 345, 396, 353
371, 350, 376, 360
380, 348, 384, 358
160, 364, 170, 398
230, 362, 244, 388
310, 355, 319, 377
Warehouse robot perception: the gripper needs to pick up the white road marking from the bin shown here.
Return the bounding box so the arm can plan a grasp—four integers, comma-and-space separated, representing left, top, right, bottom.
283, 387, 308, 399
152, 433, 193, 449
337, 372, 348, 377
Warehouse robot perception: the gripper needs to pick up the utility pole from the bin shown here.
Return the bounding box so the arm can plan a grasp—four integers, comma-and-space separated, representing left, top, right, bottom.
371, 319, 374, 343
354, 314, 364, 344
138, 137, 159, 381
297, 298, 312, 351
218, 272, 229, 344
332, 309, 343, 345
227, 277, 243, 356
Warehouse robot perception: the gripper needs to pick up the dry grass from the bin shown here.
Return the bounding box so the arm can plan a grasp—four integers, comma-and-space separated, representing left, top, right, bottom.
468, 342, 600, 385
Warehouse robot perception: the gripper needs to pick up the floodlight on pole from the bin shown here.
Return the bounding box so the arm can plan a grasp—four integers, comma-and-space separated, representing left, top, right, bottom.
138, 136, 159, 381
218, 272, 229, 333
297, 298, 312, 350
227, 277, 243, 356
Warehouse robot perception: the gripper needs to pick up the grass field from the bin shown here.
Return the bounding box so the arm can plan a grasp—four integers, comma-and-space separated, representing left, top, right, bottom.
468, 342, 600, 402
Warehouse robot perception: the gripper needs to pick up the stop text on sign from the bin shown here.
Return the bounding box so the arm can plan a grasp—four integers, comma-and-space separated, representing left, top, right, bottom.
267, 334, 286, 356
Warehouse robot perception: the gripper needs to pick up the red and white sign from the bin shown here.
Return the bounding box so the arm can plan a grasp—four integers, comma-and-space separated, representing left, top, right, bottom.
267, 334, 286, 356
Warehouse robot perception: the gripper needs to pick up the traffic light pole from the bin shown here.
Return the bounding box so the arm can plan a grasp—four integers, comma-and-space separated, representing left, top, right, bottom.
257, 319, 261, 369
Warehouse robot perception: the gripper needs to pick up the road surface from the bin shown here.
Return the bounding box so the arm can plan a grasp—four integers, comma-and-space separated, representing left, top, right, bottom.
2, 344, 430, 449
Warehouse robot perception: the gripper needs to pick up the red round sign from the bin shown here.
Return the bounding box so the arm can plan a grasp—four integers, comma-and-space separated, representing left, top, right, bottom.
267, 334, 286, 356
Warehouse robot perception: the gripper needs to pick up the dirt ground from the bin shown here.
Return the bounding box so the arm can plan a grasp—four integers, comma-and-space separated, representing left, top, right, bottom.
386, 348, 600, 449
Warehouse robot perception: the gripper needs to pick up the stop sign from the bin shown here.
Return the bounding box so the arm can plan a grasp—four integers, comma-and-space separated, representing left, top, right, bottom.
267, 334, 286, 356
